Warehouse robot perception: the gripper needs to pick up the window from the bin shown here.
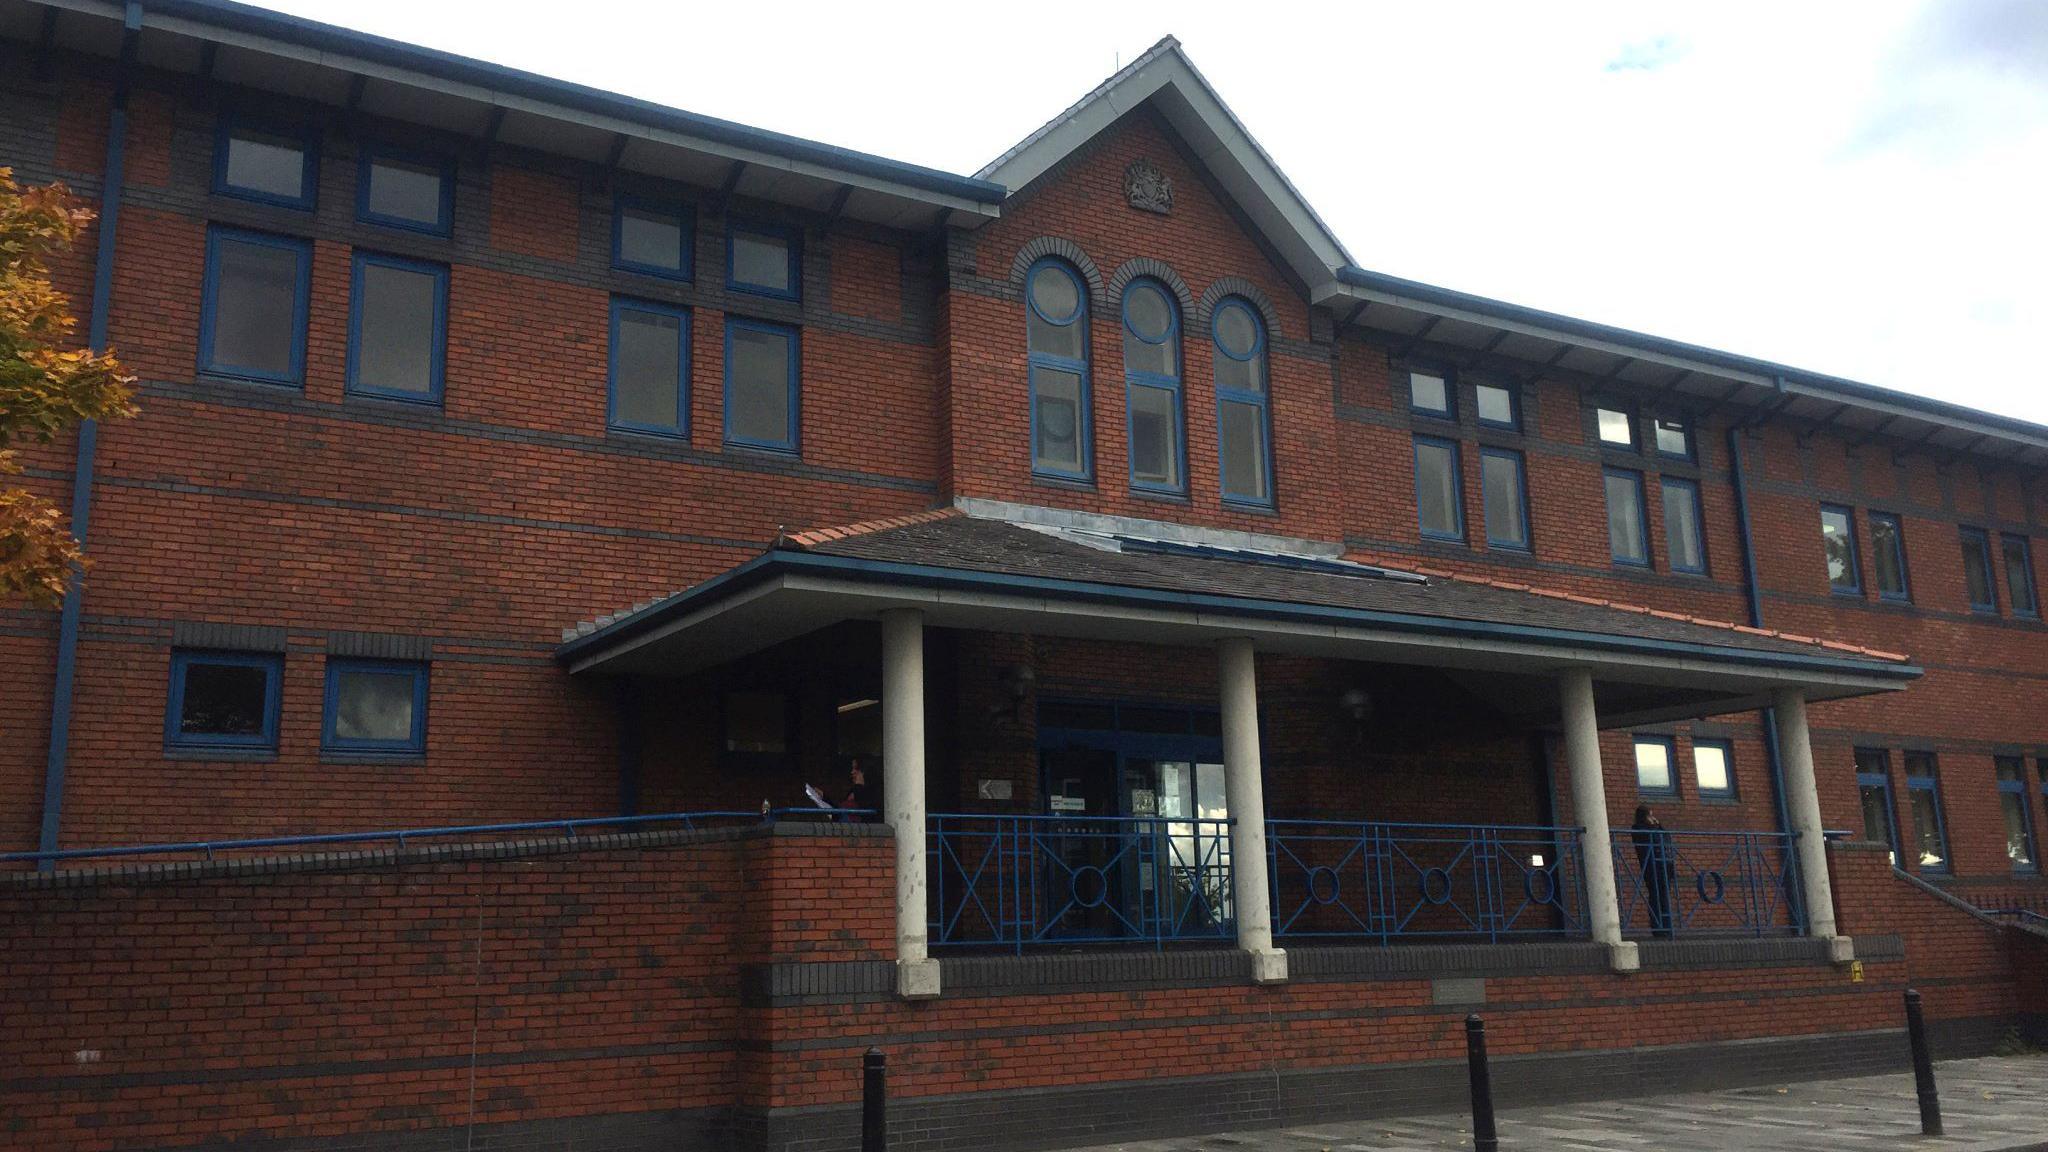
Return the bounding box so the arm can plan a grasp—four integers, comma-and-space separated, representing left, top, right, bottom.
1870, 512, 1910, 601
1479, 447, 1528, 550
724, 318, 799, 452
1604, 468, 1648, 566
1820, 505, 1861, 593
199, 227, 312, 386
1026, 259, 1090, 480
1661, 477, 1705, 575
1693, 738, 1734, 799
1652, 416, 1693, 459
1903, 751, 1950, 872
1213, 298, 1272, 506
1855, 748, 1899, 865
1474, 382, 1518, 429
1409, 370, 1452, 418
1633, 735, 1677, 795
613, 194, 693, 279
1960, 527, 1998, 612
1995, 756, 2038, 872
356, 144, 452, 234
1595, 406, 1634, 448
2002, 534, 2037, 617
1414, 436, 1464, 542
166, 651, 282, 751
213, 117, 316, 208
724, 690, 790, 754
727, 220, 799, 300
322, 659, 428, 755
346, 253, 447, 404
608, 298, 689, 436
1121, 279, 1183, 493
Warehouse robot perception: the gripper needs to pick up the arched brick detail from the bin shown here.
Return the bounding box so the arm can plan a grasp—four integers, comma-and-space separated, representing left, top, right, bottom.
1197, 276, 1281, 337
1106, 258, 1196, 320
1009, 236, 1106, 309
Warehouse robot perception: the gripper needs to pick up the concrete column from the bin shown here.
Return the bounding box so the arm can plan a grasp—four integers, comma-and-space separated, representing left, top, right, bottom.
1218, 637, 1286, 984
1559, 669, 1638, 972
882, 608, 940, 998
1773, 688, 1852, 961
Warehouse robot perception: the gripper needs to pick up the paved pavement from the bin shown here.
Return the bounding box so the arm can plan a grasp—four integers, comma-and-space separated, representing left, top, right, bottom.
1074, 1055, 2048, 1152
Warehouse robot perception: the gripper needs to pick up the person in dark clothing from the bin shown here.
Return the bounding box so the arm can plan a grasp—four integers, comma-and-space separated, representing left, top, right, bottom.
838, 757, 878, 821
1631, 805, 1676, 938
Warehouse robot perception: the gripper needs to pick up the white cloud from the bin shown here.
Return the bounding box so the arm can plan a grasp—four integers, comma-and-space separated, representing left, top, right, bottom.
264, 0, 2048, 424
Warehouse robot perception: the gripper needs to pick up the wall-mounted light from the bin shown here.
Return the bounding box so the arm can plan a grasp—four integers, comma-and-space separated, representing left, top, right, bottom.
992, 663, 1036, 724
1338, 687, 1372, 723
836, 698, 879, 714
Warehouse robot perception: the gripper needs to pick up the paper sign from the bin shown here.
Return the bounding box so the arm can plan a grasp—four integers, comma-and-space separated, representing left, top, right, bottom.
1050, 795, 1085, 813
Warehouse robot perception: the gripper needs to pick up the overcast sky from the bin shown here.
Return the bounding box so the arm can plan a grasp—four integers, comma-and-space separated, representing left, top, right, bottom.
268, 0, 2048, 424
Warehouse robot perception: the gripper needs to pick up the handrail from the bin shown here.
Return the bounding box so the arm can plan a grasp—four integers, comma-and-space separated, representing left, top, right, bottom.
1610, 827, 1801, 938
0, 808, 863, 866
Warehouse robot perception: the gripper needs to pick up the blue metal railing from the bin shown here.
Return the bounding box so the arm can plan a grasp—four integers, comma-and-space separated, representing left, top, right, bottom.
1611, 828, 1801, 938
928, 813, 1235, 951
1268, 820, 1590, 943
0, 809, 850, 868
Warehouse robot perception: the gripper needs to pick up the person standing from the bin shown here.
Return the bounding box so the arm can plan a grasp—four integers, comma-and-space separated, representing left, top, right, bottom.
1631, 805, 1676, 938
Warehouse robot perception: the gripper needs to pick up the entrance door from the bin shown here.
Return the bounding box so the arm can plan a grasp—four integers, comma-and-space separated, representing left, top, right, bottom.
1036, 702, 1230, 943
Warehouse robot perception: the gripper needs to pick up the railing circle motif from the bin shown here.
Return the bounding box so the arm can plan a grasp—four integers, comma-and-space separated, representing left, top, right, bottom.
1421, 866, 1455, 905
1524, 866, 1556, 906
1697, 869, 1726, 905
1308, 865, 1342, 905
1071, 865, 1110, 908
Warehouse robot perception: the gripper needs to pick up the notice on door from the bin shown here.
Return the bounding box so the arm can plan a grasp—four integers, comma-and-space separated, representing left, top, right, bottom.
1050, 795, 1086, 813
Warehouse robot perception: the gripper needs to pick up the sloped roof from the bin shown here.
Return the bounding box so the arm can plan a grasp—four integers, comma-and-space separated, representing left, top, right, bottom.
978, 35, 1354, 292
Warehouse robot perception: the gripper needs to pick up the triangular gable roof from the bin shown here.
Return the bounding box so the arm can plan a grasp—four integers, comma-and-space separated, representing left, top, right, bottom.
978, 36, 1353, 294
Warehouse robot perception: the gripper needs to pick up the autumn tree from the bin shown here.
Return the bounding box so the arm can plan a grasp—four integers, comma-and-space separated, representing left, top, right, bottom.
1, 167, 134, 606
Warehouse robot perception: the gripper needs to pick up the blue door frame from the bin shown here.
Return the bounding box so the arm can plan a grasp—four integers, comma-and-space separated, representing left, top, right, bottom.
1036, 700, 1225, 816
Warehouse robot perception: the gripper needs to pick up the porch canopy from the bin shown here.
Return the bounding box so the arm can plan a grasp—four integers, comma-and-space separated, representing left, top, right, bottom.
555, 507, 1915, 726
556, 506, 1915, 993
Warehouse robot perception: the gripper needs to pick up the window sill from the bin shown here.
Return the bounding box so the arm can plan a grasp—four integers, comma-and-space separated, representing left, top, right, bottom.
345, 388, 444, 409
164, 746, 277, 762
1221, 498, 1278, 517
1031, 474, 1097, 494
1129, 487, 1190, 505
196, 370, 302, 391
320, 752, 426, 766
724, 440, 802, 459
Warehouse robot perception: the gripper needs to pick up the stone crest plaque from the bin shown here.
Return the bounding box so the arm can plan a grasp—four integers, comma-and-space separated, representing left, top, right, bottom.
1124, 159, 1174, 214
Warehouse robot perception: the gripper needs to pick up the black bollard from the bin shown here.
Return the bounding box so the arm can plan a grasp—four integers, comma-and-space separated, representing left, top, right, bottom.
862, 1047, 887, 1152
1903, 989, 1942, 1136
1466, 1014, 1499, 1152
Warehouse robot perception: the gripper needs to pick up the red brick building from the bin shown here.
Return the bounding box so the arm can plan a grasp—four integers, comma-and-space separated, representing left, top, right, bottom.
1, 3, 2043, 1150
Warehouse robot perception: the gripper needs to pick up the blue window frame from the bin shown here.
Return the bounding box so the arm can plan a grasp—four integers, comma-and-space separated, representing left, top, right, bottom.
1633, 734, 1678, 796
1995, 756, 2038, 873
1473, 381, 1518, 430
1902, 751, 1950, 873
613, 193, 694, 280
1478, 446, 1528, 550
199, 226, 313, 386
1603, 468, 1649, 566
346, 252, 447, 404
2002, 533, 2037, 617
322, 658, 429, 755
1870, 512, 1911, 602
212, 114, 318, 209
1820, 504, 1861, 593
1960, 526, 1998, 612
1212, 297, 1273, 506
165, 650, 282, 751
726, 219, 800, 300
1661, 477, 1706, 574
608, 297, 690, 437
1408, 369, 1454, 419
1413, 435, 1464, 542
1651, 416, 1693, 460
1594, 406, 1635, 449
1856, 748, 1900, 865
355, 142, 453, 234
1121, 278, 1184, 494
723, 316, 800, 452
1026, 258, 1091, 481
1692, 738, 1734, 799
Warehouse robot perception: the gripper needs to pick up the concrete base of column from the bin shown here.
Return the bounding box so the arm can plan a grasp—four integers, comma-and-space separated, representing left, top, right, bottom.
1606, 941, 1640, 973
1248, 948, 1288, 985
1826, 936, 1856, 964
896, 957, 941, 1000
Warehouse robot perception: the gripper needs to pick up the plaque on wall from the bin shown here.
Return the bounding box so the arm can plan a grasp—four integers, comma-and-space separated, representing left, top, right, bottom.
1124, 160, 1174, 214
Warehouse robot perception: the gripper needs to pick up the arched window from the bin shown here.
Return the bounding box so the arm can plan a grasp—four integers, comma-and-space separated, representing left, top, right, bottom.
1212, 297, 1271, 505
1121, 278, 1183, 492
1026, 259, 1090, 479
